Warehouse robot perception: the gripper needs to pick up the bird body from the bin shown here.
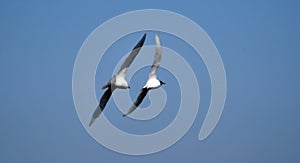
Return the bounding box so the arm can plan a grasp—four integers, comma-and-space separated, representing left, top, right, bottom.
143, 77, 161, 89
114, 75, 130, 89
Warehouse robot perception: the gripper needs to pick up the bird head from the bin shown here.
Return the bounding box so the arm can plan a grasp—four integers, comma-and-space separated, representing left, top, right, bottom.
159, 80, 166, 85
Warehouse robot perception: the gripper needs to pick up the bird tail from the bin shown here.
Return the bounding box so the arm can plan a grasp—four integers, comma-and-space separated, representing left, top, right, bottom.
102, 83, 109, 89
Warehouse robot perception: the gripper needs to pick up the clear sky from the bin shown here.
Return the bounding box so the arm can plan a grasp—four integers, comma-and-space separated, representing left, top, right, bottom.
1, 0, 300, 162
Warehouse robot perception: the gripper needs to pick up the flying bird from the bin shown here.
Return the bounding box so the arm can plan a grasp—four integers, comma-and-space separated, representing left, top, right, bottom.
89, 33, 147, 126
123, 34, 166, 117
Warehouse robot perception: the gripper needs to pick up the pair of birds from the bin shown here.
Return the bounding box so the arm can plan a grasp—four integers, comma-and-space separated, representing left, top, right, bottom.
89, 33, 166, 126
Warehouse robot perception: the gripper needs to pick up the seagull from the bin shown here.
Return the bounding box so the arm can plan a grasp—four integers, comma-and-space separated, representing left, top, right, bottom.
123, 34, 166, 117
89, 33, 147, 126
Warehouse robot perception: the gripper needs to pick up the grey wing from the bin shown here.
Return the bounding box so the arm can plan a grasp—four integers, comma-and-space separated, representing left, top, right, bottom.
89, 87, 113, 126
117, 33, 147, 77
148, 34, 162, 79
123, 88, 149, 117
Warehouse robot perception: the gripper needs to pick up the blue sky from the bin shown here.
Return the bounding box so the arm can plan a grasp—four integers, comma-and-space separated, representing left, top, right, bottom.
1, 0, 300, 162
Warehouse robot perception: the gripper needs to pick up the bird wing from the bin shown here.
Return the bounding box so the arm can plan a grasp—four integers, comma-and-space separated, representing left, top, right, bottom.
89, 87, 114, 126
117, 33, 147, 78
148, 34, 162, 79
123, 88, 149, 117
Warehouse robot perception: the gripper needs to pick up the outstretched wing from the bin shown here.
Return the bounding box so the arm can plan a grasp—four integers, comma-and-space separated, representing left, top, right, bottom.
148, 34, 162, 79
123, 88, 149, 117
89, 87, 114, 126
117, 33, 147, 77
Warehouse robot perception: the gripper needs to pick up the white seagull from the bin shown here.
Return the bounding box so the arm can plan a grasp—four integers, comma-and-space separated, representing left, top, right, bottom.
123, 34, 166, 117
89, 33, 147, 126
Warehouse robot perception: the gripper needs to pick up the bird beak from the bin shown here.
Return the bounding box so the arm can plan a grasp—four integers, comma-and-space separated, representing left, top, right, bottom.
161, 81, 166, 85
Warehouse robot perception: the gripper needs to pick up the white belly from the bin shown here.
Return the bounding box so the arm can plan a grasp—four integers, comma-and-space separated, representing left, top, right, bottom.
114, 76, 129, 89
144, 78, 160, 89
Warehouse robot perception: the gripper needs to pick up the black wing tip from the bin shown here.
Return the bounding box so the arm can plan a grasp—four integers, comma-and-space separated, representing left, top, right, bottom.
140, 33, 147, 44
131, 33, 147, 51
138, 33, 147, 45
89, 119, 94, 126
142, 33, 147, 39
